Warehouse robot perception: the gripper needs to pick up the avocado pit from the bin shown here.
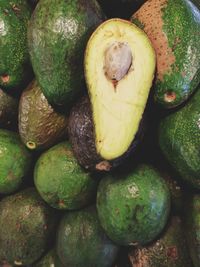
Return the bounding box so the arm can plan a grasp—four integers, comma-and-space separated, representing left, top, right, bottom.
104, 41, 132, 85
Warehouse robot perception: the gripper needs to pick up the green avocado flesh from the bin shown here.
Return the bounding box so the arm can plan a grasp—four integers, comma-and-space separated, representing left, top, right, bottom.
28, 0, 105, 108
96, 164, 170, 246
34, 141, 99, 210
0, 0, 32, 89
131, 0, 200, 108
85, 18, 155, 160
56, 206, 119, 267
128, 216, 193, 267
0, 129, 32, 194
19, 80, 68, 151
185, 194, 200, 267
159, 87, 200, 189
0, 188, 57, 266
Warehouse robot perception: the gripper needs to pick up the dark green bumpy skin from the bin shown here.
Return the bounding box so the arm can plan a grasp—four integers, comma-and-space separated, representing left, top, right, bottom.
56, 206, 119, 267
34, 141, 99, 210
0, 0, 32, 90
185, 194, 200, 267
0, 188, 57, 266
28, 0, 105, 108
0, 129, 32, 194
159, 87, 200, 189
131, 0, 200, 108
97, 164, 170, 246
34, 249, 64, 267
128, 216, 193, 267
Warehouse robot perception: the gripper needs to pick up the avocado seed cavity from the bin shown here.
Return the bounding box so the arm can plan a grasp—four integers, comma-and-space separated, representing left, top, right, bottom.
104, 42, 132, 83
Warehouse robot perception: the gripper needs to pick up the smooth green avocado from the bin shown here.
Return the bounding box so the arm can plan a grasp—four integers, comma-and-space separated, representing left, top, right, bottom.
28, 0, 105, 108
34, 141, 99, 210
97, 164, 170, 246
56, 206, 119, 267
0, 129, 32, 194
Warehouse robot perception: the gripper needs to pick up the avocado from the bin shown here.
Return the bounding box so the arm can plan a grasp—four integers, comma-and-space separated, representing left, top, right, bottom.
96, 164, 170, 246
84, 18, 155, 161
158, 87, 200, 189
97, 0, 147, 19
56, 206, 119, 267
0, 129, 32, 194
0, 0, 33, 90
34, 141, 99, 210
19, 80, 68, 151
0, 188, 57, 266
0, 88, 18, 130
34, 249, 64, 267
28, 0, 105, 108
127, 216, 193, 267
68, 96, 146, 171
185, 194, 200, 267
131, 0, 200, 108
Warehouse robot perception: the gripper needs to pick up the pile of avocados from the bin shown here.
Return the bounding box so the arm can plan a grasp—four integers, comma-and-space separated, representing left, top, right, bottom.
0, 0, 199, 266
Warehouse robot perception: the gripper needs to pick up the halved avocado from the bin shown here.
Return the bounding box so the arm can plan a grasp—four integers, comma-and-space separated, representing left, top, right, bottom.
84, 18, 156, 160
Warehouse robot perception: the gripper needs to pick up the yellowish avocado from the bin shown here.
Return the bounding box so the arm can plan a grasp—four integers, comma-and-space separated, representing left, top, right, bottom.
84, 18, 156, 160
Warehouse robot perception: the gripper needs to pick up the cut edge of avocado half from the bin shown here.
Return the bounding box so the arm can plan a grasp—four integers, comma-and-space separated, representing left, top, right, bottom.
84, 18, 156, 160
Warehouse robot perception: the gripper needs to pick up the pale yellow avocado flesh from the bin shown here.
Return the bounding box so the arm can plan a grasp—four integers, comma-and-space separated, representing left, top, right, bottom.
84, 18, 156, 160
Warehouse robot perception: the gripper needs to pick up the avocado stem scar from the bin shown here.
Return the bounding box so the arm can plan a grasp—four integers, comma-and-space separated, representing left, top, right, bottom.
26, 141, 36, 150
164, 91, 176, 103
1, 74, 10, 83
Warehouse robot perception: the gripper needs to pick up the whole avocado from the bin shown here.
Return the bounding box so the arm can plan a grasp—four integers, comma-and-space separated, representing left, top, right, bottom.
159, 87, 200, 189
0, 129, 32, 194
131, 0, 200, 108
18, 80, 68, 151
0, 188, 57, 266
97, 164, 170, 246
0, 0, 33, 90
28, 0, 105, 108
56, 206, 119, 267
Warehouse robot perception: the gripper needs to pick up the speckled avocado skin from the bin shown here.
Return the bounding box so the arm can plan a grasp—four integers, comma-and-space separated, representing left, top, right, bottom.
18, 80, 68, 151
0, 0, 32, 90
128, 216, 193, 267
0, 188, 57, 266
158, 87, 200, 189
34, 141, 99, 210
28, 0, 105, 108
0, 129, 32, 194
96, 164, 170, 246
131, 0, 200, 108
185, 194, 200, 267
56, 206, 119, 267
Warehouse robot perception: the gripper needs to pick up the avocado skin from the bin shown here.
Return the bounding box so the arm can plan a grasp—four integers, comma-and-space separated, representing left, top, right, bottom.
19, 80, 68, 151
127, 216, 193, 267
0, 0, 33, 90
28, 0, 105, 108
185, 194, 200, 267
158, 88, 200, 189
131, 0, 200, 108
96, 164, 170, 246
97, 0, 146, 18
0, 88, 18, 130
34, 249, 64, 267
56, 206, 119, 267
0, 129, 32, 194
0, 188, 57, 266
68, 96, 146, 171
34, 141, 99, 210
